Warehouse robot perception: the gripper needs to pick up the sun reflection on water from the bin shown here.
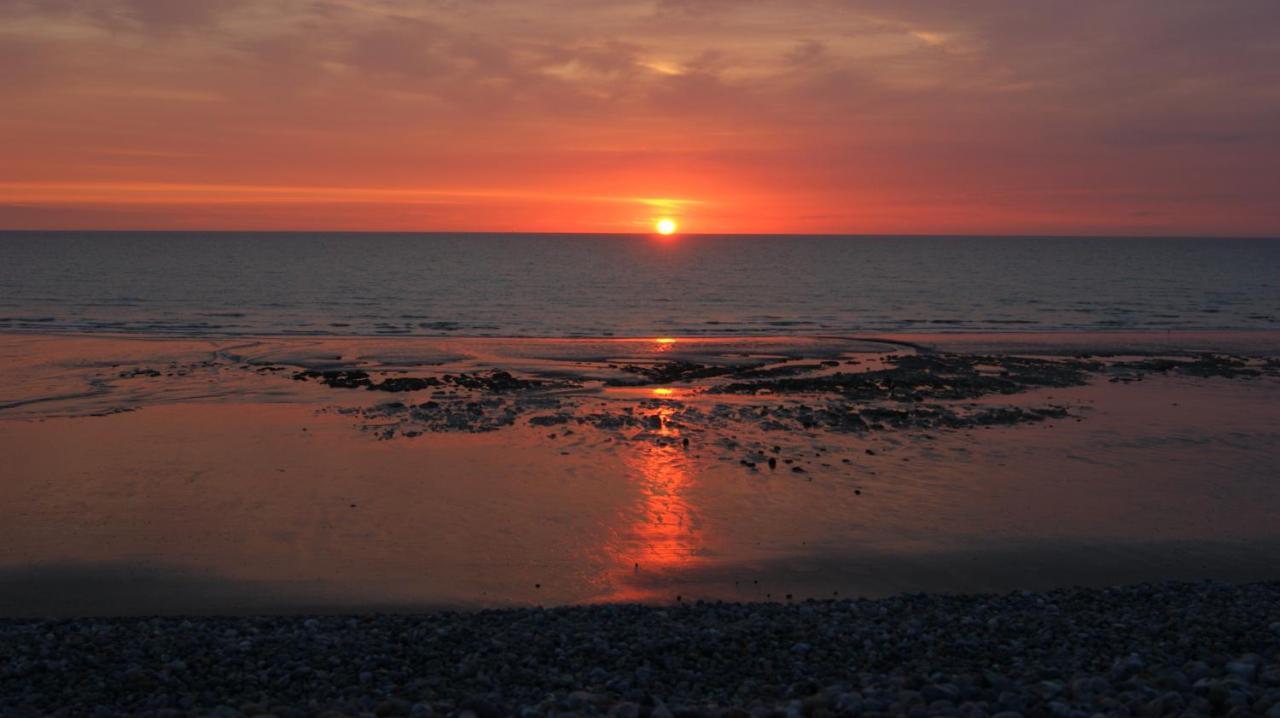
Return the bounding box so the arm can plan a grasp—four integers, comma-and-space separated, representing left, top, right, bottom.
603, 434, 704, 601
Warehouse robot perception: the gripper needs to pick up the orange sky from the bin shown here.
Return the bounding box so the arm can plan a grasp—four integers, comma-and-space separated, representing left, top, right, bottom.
2, 0, 1278, 235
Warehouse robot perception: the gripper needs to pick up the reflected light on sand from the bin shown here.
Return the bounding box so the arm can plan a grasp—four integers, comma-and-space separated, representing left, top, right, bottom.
651, 404, 679, 437
604, 434, 703, 601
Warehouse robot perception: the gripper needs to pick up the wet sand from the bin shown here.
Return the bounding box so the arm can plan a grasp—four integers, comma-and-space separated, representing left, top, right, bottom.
1, 331, 1279, 616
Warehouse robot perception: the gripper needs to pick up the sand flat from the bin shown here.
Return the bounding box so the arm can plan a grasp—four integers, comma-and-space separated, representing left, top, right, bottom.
1, 331, 1278, 616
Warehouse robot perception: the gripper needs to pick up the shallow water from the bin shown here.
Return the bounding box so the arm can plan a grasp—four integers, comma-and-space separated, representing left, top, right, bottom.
2, 232, 1278, 336
2, 332, 1278, 615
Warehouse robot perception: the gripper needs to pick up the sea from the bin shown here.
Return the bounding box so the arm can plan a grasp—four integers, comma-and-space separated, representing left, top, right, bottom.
1, 231, 1277, 337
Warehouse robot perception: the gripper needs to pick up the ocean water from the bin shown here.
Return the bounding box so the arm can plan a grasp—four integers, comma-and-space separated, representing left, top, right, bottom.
1, 231, 1277, 337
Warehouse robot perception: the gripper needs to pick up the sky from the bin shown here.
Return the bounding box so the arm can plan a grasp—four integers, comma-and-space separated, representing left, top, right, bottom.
1, 0, 1278, 235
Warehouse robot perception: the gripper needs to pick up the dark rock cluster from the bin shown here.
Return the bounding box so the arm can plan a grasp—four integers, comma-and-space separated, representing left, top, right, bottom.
291, 351, 1276, 447
1107, 355, 1280, 383
294, 370, 569, 394
712, 355, 1098, 401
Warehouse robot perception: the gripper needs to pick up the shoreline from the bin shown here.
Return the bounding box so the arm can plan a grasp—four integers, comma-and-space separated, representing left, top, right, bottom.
3, 538, 1279, 620
5, 328, 1280, 360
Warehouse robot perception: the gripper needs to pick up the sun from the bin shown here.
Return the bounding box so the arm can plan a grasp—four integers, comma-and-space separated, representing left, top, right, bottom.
655, 218, 678, 235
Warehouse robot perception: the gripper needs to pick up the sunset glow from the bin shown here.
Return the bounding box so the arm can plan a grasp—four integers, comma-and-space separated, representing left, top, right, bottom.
5, 1, 1280, 704
1, 1, 1277, 235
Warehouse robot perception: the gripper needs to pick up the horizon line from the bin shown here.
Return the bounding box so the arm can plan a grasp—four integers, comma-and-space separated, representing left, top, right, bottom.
1, 228, 1278, 240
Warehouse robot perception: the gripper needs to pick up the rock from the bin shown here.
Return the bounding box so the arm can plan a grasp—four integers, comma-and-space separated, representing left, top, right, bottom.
929, 699, 957, 715
458, 698, 505, 718
294, 369, 373, 389
1071, 675, 1110, 698
1034, 680, 1064, 699
650, 698, 675, 718
833, 692, 863, 712
925, 683, 961, 702
372, 377, 441, 392
1111, 654, 1146, 680
1226, 662, 1257, 682
610, 702, 642, 718
1184, 661, 1212, 681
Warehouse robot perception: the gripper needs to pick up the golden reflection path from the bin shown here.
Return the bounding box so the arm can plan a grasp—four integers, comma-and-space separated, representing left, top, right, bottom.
601, 404, 705, 601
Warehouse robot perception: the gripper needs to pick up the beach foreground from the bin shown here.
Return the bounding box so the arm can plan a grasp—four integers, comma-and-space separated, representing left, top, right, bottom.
2, 580, 1279, 717
2, 331, 1280, 615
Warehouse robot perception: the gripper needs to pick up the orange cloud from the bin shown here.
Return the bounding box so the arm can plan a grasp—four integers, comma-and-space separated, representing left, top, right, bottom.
1, 0, 1278, 235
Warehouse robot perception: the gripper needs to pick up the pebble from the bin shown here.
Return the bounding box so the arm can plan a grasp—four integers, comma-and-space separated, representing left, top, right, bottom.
2, 581, 1279, 717
1226, 660, 1258, 681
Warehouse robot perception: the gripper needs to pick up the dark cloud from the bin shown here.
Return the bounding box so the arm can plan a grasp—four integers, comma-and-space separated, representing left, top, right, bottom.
0, 35, 53, 91
2, 0, 246, 31
651, 0, 742, 17
1098, 129, 1259, 148
783, 39, 827, 68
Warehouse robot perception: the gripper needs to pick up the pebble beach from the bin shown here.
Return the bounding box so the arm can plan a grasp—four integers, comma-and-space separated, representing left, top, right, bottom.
3, 581, 1279, 718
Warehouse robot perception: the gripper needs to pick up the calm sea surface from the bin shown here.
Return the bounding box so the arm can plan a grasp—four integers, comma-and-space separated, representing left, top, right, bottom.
1, 232, 1277, 337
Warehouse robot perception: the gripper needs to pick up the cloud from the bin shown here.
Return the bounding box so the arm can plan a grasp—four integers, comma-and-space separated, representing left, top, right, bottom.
2, 0, 247, 32
1, 0, 1278, 233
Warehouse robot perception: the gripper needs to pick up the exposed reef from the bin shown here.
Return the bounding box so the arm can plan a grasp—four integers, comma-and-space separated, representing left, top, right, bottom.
278, 351, 1280, 451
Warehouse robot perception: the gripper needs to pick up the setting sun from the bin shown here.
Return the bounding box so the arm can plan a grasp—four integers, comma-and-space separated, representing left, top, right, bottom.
655, 218, 677, 235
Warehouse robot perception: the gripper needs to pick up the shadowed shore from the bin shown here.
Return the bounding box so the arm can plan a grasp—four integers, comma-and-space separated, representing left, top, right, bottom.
4, 539, 1280, 618
2, 581, 1279, 717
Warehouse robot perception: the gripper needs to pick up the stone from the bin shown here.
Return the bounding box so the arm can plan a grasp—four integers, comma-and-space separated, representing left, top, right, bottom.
1225, 662, 1257, 682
